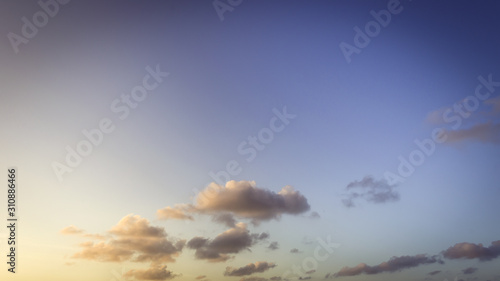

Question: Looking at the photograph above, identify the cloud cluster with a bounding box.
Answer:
[342,175,399,207]
[187,222,267,262]
[332,239,500,278]
[70,214,185,264]
[442,241,500,261]
[157,181,311,224]
[224,261,276,276]
[334,254,443,277]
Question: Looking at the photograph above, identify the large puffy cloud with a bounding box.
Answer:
[224,261,276,276]
[428,270,441,276]
[195,181,310,221]
[462,267,478,275]
[60,225,84,235]
[442,241,500,261]
[156,205,194,221]
[70,214,184,264]
[124,265,177,280]
[334,254,443,277]
[187,222,266,262]
[157,181,310,223]
[342,176,399,207]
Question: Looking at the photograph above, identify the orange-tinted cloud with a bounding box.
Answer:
[224,261,276,276]
[71,214,184,264]
[60,225,84,235]
[187,222,266,262]
[124,265,177,280]
[157,205,194,221]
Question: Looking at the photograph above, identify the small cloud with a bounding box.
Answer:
[462,267,478,275]
[305,269,315,274]
[308,211,320,219]
[290,248,300,254]
[428,270,441,276]
[60,225,84,235]
[342,175,399,207]
[124,265,177,280]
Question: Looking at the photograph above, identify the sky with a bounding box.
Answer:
[1,1,500,281]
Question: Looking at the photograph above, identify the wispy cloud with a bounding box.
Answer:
[342,175,399,207]
[444,122,500,144]
[60,225,84,235]
[124,265,177,280]
[268,241,279,250]
[428,270,441,276]
[156,204,194,221]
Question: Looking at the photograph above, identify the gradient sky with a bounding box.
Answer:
[1,1,500,281]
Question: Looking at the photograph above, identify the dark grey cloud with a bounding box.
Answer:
[342,176,399,207]
[428,270,442,276]
[186,223,266,262]
[334,254,443,277]
[224,261,276,276]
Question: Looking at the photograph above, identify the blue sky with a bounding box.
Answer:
[1,1,500,281]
